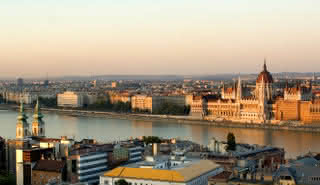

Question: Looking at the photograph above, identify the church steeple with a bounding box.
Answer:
[16,100,29,139]
[32,99,45,137]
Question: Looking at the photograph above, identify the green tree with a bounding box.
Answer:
[226,132,236,151]
[38,97,57,108]
[115,179,129,185]
[152,102,189,115]
[142,136,162,145]
[0,172,16,185]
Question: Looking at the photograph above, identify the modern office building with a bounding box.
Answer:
[69,151,109,185]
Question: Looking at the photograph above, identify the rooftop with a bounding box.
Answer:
[104,160,220,182]
[33,160,65,173]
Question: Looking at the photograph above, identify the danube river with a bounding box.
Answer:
[1,109,320,159]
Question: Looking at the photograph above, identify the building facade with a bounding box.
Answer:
[57,91,84,108]
[190,60,320,124]
[100,160,223,185]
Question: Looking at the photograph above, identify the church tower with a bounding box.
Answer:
[16,101,29,139]
[32,99,45,137]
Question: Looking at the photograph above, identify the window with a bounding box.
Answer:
[104,180,109,185]
[71,160,77,173]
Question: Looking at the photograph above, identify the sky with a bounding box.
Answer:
[0,0,320,78]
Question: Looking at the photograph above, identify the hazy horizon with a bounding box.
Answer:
[1,0,320,77]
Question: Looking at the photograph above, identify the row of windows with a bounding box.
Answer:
[104,181,153,185]
[78,156,107,164]
[310,176,320,181]
[78,162,108,171]
[78,167,108,177]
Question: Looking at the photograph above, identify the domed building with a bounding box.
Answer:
[255,60,274,102]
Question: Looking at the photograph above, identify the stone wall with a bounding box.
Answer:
[32,170,62,185]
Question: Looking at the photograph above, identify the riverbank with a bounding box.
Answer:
[2,104,320,133]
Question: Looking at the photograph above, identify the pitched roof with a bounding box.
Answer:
[104,160,220,183]
[33,160,65,173]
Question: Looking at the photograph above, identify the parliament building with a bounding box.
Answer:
[191,61,320,124]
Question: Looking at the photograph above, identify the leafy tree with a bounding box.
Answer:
[115,179,129,185]
[152,102,190,115]
[38,97,57,108]
[142,136,162,145]
[0,172,16,185]
[226,132,236,151]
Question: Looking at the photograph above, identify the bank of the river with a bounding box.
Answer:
[2,104,320,133]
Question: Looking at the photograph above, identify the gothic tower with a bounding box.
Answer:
[32,99,45,137]
[16,101,29,139]
[236,75,242,101]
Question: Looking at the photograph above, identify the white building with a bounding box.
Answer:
[57,91,84,107]
[100,160,223,185]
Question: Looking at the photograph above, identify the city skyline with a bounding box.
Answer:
[1,0,320,77]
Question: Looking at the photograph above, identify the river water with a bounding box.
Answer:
[1,110,320,159]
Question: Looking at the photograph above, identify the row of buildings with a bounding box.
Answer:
[56,91,192,113]
[1,100,320,185]
[1,102,145,185]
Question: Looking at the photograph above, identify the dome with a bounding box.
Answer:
[256,61,273,83]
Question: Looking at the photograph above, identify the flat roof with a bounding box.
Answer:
[104,160,220,183]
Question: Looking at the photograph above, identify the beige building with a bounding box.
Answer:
[131,95,153,112]
[191,61,274,123]
[57,91,83,108]
[111,82,117,88]
[108,91,131,104]
[190,61,320,124]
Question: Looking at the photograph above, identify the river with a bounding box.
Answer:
[1,109,319,159]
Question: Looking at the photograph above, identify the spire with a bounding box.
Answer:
[263,58,267,71]
[237,74,242,100]
[17,100,27,121]
[33,98,43,120]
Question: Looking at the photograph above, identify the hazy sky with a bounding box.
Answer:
[1,0,320,77]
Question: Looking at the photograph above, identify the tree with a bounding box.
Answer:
[226,132,236,151]
[152,102,189,115]
[115,179,129,185]
[142,136,161,145]
[0,172,16,185]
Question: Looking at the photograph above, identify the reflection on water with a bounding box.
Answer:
[1,110,320,158]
